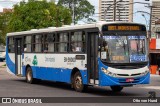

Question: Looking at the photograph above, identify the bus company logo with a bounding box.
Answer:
[32,55,38,66]
[25,56,31,63]
[2,98,11,103]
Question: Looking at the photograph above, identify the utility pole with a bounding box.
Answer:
[118,9,120,21]
[113,0,116,21]
[104,0,122,21]
[142,14,148,29]
[149,6,153,39]
[144,5,156,39]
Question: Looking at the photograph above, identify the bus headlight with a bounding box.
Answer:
[141,70,149,76]
[101,67,117,77]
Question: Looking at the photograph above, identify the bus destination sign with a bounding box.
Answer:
[108,25,140,31]
[102,24,146,31]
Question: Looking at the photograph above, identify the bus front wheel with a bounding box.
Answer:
[73,71,84,92]
[110,86,123,92]
[26,67,39,84]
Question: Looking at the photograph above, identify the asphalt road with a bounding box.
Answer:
[0,66,160,106]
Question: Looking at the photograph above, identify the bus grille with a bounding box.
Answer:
[117,74,129,76]
[117,73,141,77]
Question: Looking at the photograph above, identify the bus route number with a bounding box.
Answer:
[64,57,76,62]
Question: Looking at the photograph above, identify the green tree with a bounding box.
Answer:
[58,0,95,24]
[8,0,72,32]
[0,12,12,44]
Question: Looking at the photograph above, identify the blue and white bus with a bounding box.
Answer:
[6,22,150,92]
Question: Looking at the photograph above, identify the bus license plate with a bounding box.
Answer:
[126,78,134,82]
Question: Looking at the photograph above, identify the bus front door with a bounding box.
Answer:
[87,32,99,85]
[15,38,23,76]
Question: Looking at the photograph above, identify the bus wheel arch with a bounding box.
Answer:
[71,67,79,87]
[25,65,40,84]
[25,64,31,75]
[71,68,85,92]
[110,86,123,92]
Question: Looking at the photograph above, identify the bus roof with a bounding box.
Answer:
[7,21,145,36]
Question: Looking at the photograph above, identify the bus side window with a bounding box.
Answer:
[57,33,69,52]
[71,31,85,52]
[48,33,55,52]
[8,37,15,53]
[24,36,31,52]
[24,44,27,52]
[33,34,43,52]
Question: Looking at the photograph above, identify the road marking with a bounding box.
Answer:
[138,86,160,90]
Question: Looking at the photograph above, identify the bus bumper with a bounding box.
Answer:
[99,72,150,86]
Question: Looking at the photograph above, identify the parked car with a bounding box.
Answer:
[0,46,6,62]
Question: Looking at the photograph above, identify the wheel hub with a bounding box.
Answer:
[75,76,82,89]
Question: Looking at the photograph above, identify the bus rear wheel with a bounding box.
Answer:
[26,67,39,84]
[73,71,84,92]
[110,86,123,92]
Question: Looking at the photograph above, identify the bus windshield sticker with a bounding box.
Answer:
[103,36,120,39]
[130,55,146,62]
[101,52,107,59]
[128,36,146,39]
[112,56,125,61]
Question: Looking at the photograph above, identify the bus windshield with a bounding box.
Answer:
[101,34,148,63]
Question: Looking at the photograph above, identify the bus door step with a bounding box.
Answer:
[16,74,23,77]
[90,79,99,85]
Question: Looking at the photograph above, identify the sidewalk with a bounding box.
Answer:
[150,74,160,77]
[0,62,6,67]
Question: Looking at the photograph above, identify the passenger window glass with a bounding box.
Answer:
[71,31,85,52]
[44,33,55,52]
[33,35,43,52]
[8,37,15,52]
[24,36,31,52]
[57,33,69,52]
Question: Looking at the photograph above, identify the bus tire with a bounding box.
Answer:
[73,71,84,92]
[110,86,123,92]
[26,67,38,84]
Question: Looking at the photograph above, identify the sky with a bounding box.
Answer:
[0,0,152,27]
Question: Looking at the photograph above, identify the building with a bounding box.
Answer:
[149,0,160,74]
[151,0,160,30]
[0,8,13,14]
[99,0,133,22]
[151,0,160,39]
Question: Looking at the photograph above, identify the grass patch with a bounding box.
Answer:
[0,64,6,68]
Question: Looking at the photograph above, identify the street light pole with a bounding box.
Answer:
[137,6,158,39]
[149,6,153,39]
[142,14,148,29]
